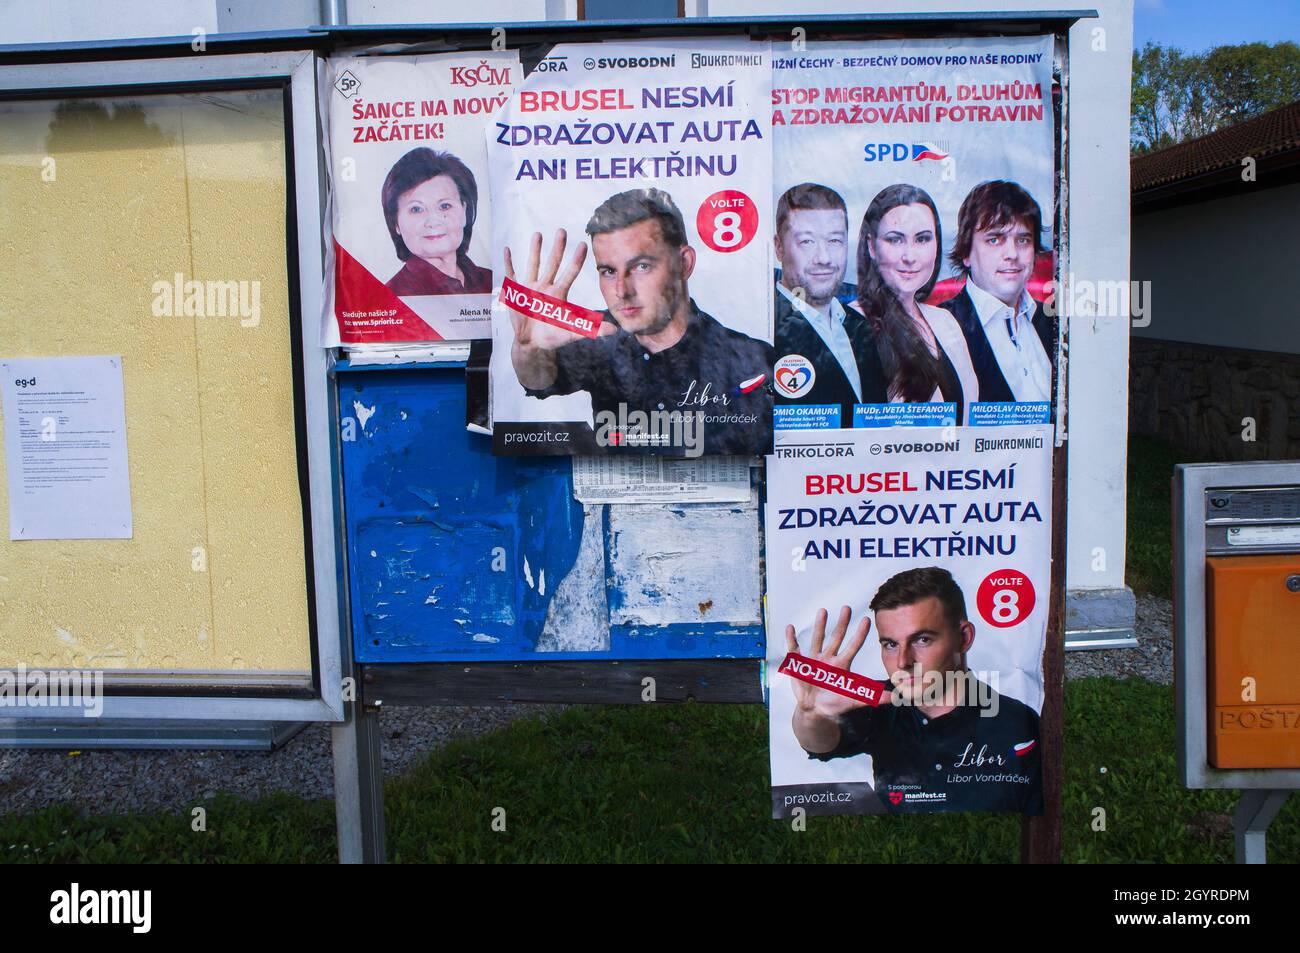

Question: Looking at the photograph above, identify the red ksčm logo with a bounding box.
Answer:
[449,61,512,87]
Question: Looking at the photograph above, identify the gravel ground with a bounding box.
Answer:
[1065,593,1173,685]
[0,595,1174,818]
[0,704,559,818]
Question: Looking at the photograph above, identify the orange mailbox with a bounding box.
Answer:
[1176,466,1300,864]
[1206,554,1300,768]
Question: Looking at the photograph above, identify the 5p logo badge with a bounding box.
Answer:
[334,69,361,99]
[774,354,815,399]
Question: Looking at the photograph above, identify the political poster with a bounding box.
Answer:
[486,37,775,457]
[768,36,1057,432]
[766,424,1052,817]
[326,51,520,345]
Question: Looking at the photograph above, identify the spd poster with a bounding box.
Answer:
[769,37,1056,432]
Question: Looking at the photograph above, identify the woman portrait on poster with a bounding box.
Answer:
[382,147,492,296]
[855,184,978,424]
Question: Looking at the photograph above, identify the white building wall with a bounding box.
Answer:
[1132,183,1300,355]
[347,0,557,23]
[0,0,217,43]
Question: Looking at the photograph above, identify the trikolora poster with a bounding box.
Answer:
[326,51,519,345]
[766,425,1051,817]
[486,38,775,457]
[769,36,1056,432]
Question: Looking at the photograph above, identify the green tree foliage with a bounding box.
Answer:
[1131,41,1300,154]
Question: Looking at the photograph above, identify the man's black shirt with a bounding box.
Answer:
[773,288,890,423]
[937,286,1055,405]
[809,680,1043,814]
[523,300,773,455]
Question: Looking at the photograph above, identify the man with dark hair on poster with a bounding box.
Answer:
[504,187,772,455]
[772,183,889,421]
[940,180,1055,404]
[785,567,1042,813]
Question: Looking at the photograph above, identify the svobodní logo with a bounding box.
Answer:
[584,54,677,71]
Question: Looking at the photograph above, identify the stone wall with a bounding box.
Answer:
[1129,338,1300,460]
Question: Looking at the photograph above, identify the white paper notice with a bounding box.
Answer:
[1,356,133,540]
[571,456,753,504]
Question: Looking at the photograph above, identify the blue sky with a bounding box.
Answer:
[1135,0,1300,51]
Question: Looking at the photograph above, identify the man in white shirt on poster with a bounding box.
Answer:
[772,183,888,423]
[940,180,1055,404]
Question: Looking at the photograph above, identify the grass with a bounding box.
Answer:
[1124,434,1205,598]
[2,678,1297,863]
[2,435,1287,863]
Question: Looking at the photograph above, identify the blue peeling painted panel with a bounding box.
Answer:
[337,365,763,662]
[353,517,517,651]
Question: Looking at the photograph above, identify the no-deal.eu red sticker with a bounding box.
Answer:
[500,276,604,339]
[778,653,889,705]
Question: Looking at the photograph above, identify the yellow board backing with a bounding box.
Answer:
[0,89,312,676]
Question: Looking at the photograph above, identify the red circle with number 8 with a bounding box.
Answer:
[976,569,1036,629]
[696,190,758,253]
